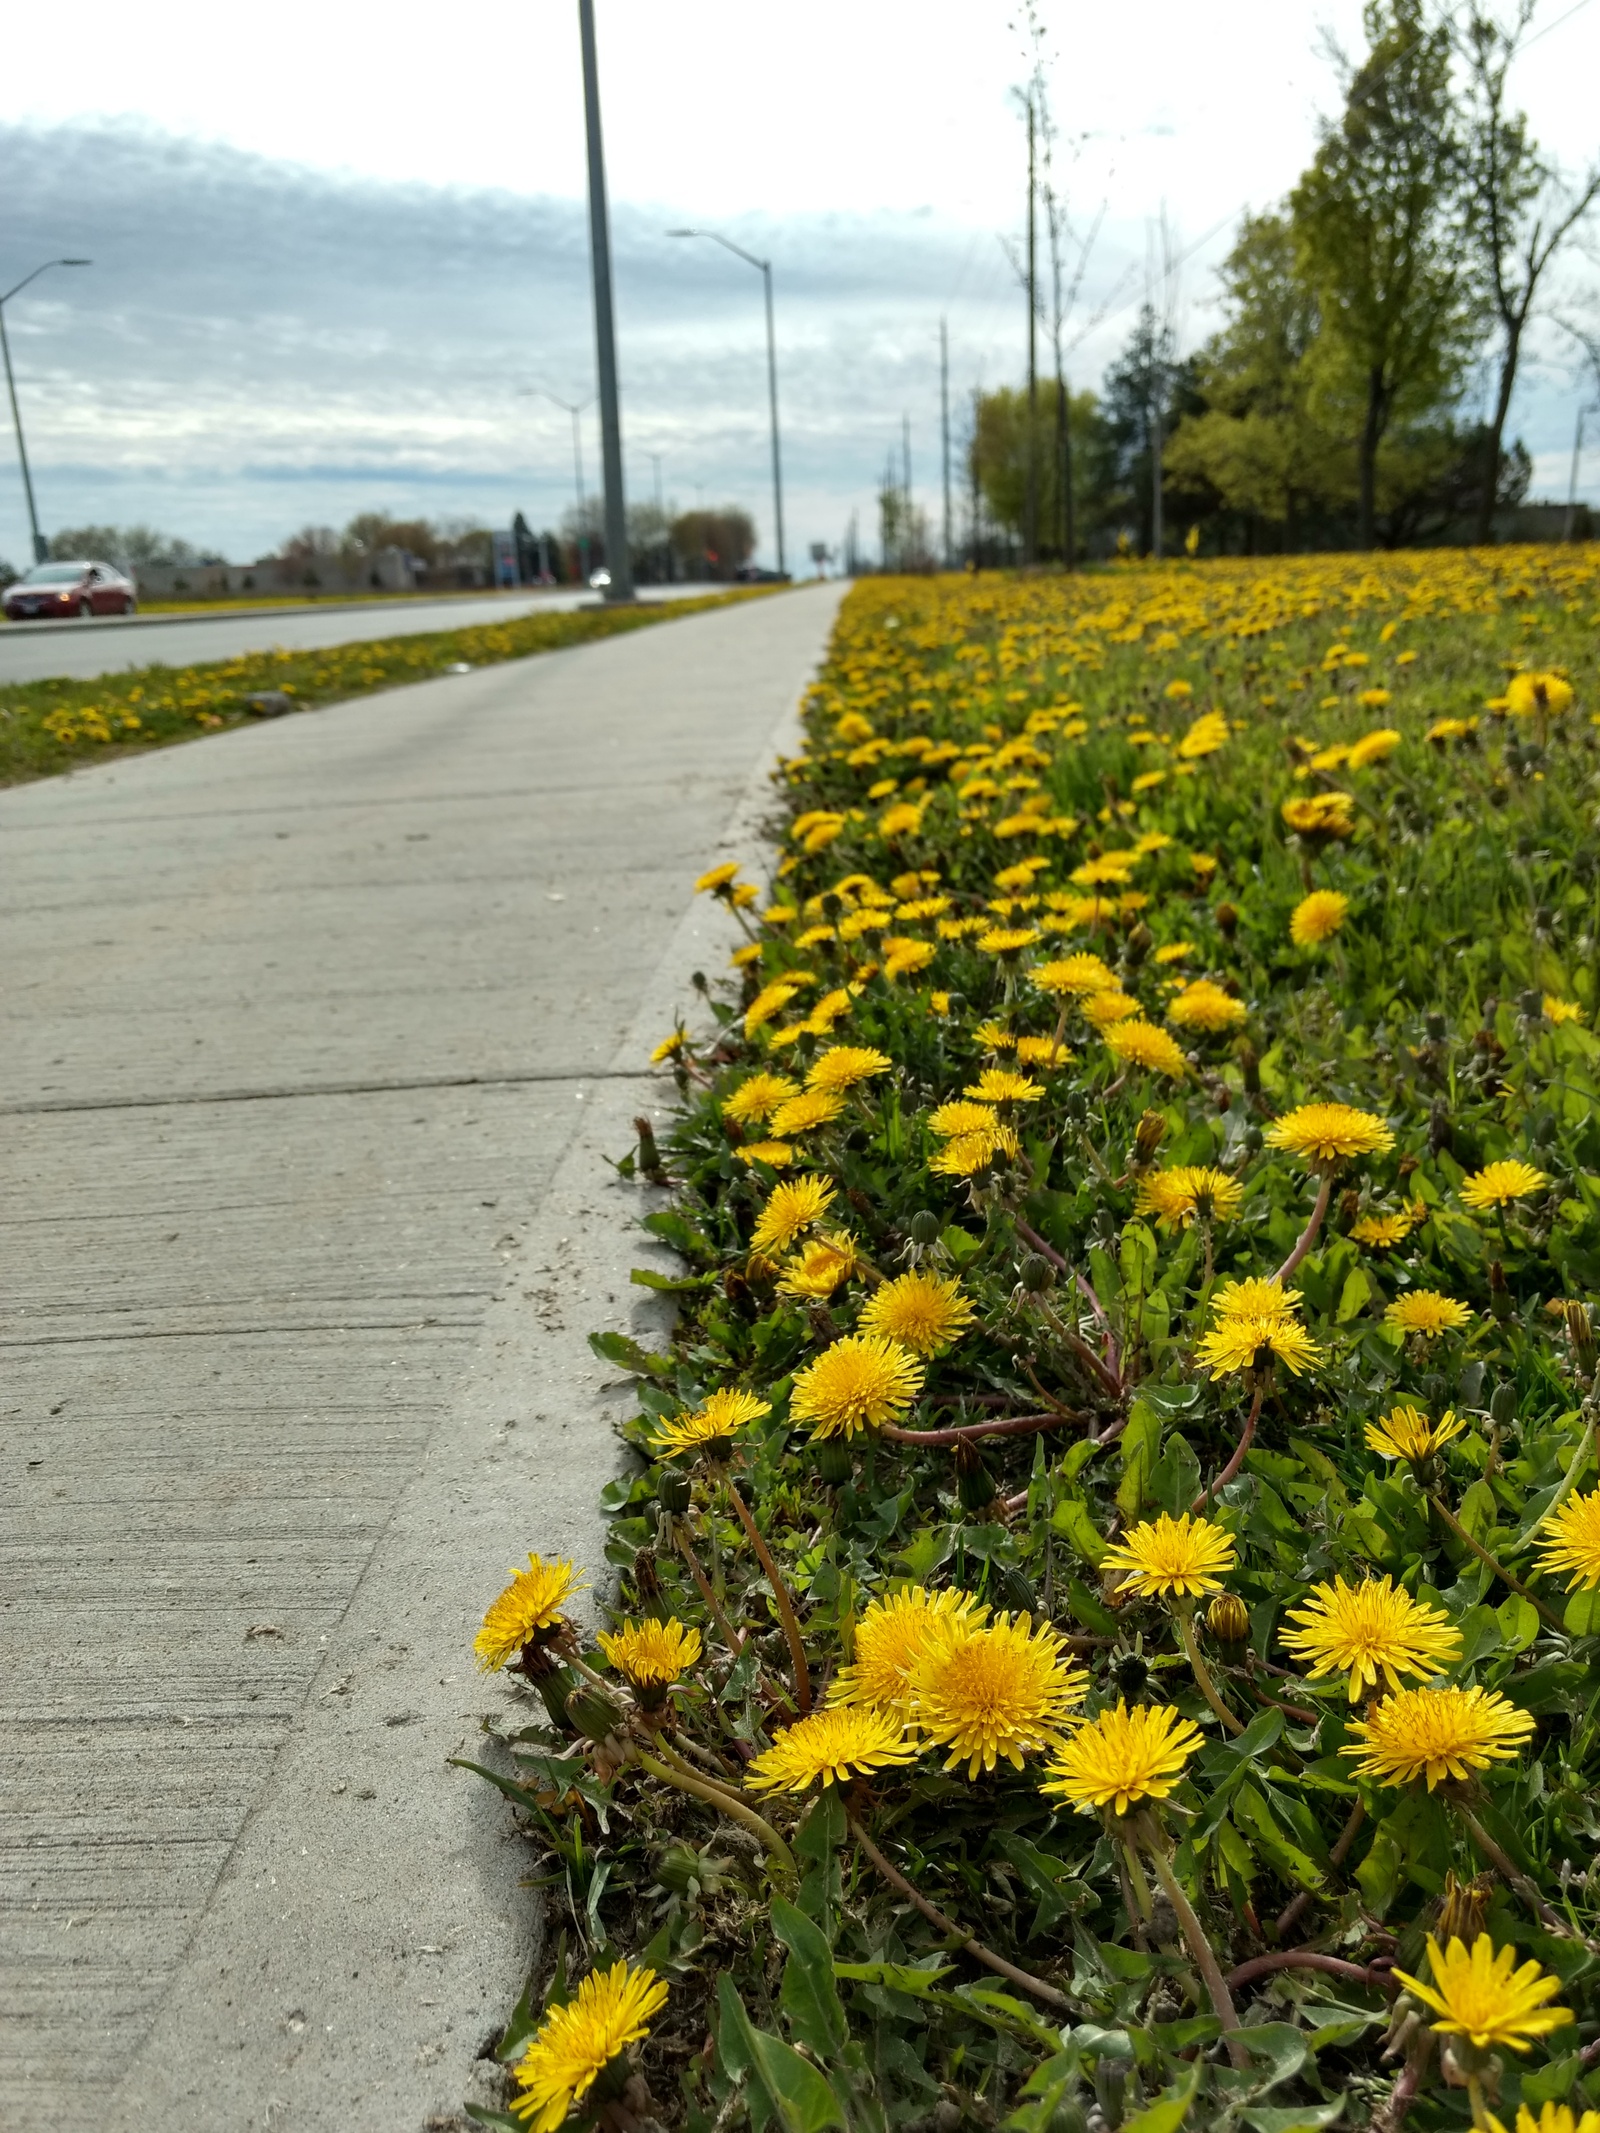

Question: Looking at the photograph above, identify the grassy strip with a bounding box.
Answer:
[468,544,1600,2133]
[0,587,766,788]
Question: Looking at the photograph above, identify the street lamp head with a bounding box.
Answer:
[61,258,91,267]
[666,229,697,239]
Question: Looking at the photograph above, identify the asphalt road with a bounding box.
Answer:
[0,582,843,2130]
[0,582,701,685]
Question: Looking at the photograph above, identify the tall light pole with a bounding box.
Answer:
[521,386,594,579]
[577,0,634,602]
[1,258,90,564]
[667,228,786,577]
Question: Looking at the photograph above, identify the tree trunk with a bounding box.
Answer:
[1357,366,1387,550]
[1476,319,1523,546]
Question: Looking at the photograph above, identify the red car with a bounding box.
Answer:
[3,559,138,621]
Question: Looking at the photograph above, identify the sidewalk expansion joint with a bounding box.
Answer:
[2,1066,659,1117]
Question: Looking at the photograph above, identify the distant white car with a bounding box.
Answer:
[588,567,611,589]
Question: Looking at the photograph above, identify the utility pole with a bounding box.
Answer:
[1024,91,1039,567]
[940,318,952,570]
[0,257,90,564]
[1563,406,1587,542]
[970,386,982,571]
[902,415,912,565]
[577,0,634,601]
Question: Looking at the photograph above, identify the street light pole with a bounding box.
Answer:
[577,0,634,603]
[519,386,595,582]
[0,258,90,564]
[667,228,786,577]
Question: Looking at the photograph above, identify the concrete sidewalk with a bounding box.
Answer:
[0,582,842,2130]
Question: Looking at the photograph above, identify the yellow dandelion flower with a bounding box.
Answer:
[1534,1484,1600,1592]
[511,1963,670,2133]
[734,1140,795,1167]
[693,861,742,895]
[1352,1209,1415,1247]
[476,1554,584,1672]
[1195,1309,1323,1378]
[745,978,806,1036]
[859,1269,976,1357]
[806,1045,892,1094]
[650,1028,689,1064]
[1461,1159,1549,1210]
[965,1068,1044,1104]
[1153,941,1193,964]
[769,1089,846,1139]
[596,1616,702,1698]
[1544,995,1586,1026]
[750,1176,837,1258]
[1015,1035,1073,1067]
[777,1232,863,1299]
[929,1124,1021,1176]
[828,1587,989,1713]
[1513,2105,1600,2133]
[723,1073,800,1125]
[1290,889,1350,947]
[1177,710,1230,758]
[910,1613,1087,1778]
[1365,1402,1468,1463]
[1071,854,1138,887]
[978,925,1042,954]
[1168,979,1248,1033]
[927,1100,999,1138]
[883,938,938,980]
[1211,1276,1302,1320]
[1343,1684,1535,1790]
[746,1705,919,1794]
[973,1018,1016,1049]
[1083,989,1143,1029]
[1385,1290,1472,1338]
[1267,1101,1393,1166]
[1427,717,1475,744]
[1281,1575,1461,1699]
[1348,726,1401,768]
[1392,1934,1571,2054]
[790,1334,925,1440]
[1105,1020,1189,1078]
[1135,1165,1245,1230]
[1506,671,1575,718]
[650,1387,772,1460]
[1282,792,1356,838]
[1039,1700,1203,1816]
[1101,1512,1237,1600]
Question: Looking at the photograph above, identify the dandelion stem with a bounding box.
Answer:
[847,1814,1072,2011]
[654,1737,758,1815]
[880,1410,1081,1447]
[1466,2072,1493,2133]
[673,1524,747,1656]
[1529,1417,1596,1538]
[1135,1815,1249,2068]
[1121,1835,1156,1922]
[1225,1949,1395,1994]
[725,1482,812,1716]
[1425,1494,1567,1634]
[1193,1382,1265,1513]
[1177,1609,1245,1737]
[1274,1171,1335,1285]
[634,1747,795,1873]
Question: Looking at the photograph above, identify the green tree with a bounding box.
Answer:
[969,383,1100,557]
[1164,213,1343,538]
[1459,2,1600,542]
[1290,0,1478,546]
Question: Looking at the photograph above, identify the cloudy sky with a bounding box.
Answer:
[4,0,1599,570]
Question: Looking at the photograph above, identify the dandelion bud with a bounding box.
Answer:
[990,1563,1038,1615]
[815,1439,853,1486]
[1339,1188,1361,1230]
[1206,1594,1251,1650]
[952,1439,995,1514]
[1019,1252,1055,1293]
[1566,1301,1598,1373]
[1134,1109,1168,1162]
[1114,1648,1149,1693]
[691,969,710,994]
[657,1467,693,1516]
[1237,1041,1261,1095]
[1216,902,1239,938]
[1518,988,1542,1019]
[1425,1010,1448,1042]
[1125,922,1153,965]
[566,1686,626,1745]
[1489,1381,1517,1429]
[1436,1868,1491,1947]
[633,1548,670,1623]
[908,1210,942,1248]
